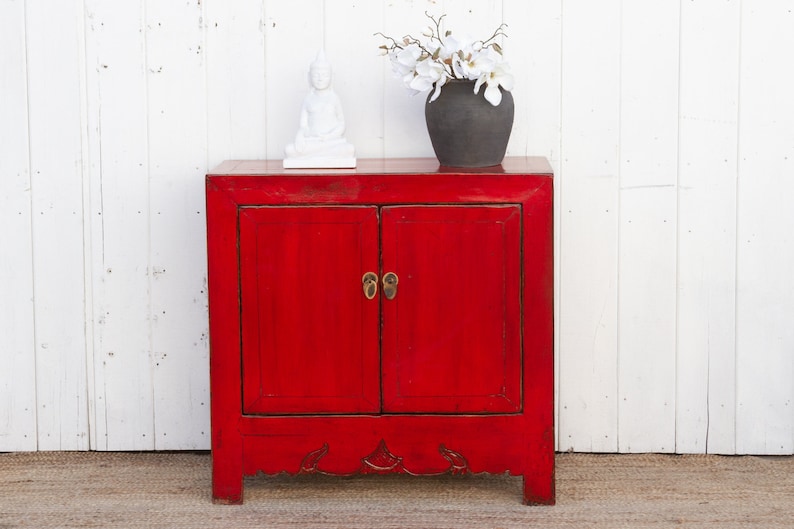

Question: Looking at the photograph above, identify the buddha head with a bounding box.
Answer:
[309,50,332,91]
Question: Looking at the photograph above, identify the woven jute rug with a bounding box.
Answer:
[1,452,792,528]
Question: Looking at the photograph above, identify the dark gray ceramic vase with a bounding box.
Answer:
[425,80,514,168]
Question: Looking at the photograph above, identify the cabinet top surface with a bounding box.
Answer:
[208,157,552,177]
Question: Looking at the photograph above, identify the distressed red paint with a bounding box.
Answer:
[206,158,555,505]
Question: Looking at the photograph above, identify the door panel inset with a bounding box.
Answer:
[380,205,522,413]
[239,206,380,414]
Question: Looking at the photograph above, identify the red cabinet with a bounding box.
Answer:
[206,158,554,505]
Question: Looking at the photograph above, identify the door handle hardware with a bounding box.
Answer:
[362,272,378,300]
[383,272,399,300]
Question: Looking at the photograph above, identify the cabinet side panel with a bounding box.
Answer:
[206,182,244,502]
[522,180,555,502]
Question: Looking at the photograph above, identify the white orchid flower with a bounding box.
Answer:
[411,57,448,101]
[396,44,422,68]
[389,44,421,78]
[474,59,514,106]
[379,16,513,105]
[447,35,500,82]
[436,34,463,63]
[455,47,497,82]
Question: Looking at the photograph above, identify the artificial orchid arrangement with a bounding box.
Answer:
[377,13,514,106]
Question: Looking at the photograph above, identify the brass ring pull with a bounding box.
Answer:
[362,272,378,300]
[382,272,398,300]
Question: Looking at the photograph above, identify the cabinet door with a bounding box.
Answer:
[239,206,380,414]
[380,205,522,413]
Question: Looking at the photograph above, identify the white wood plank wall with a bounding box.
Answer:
[1,0,792,454]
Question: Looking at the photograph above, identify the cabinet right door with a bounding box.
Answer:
[380,205,522,414]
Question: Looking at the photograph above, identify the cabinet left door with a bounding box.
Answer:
[238,206,381,414]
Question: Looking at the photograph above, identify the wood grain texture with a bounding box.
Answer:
[675,0,740,455]
[26,0,91,451]
[617,1,680,453]
[84,0,155,451]
[146,0,211,450]
[0,0,37,451]
[735,1,794,455]
[205,0,267,164]
[557,0,621,453]
[324,1,385,158]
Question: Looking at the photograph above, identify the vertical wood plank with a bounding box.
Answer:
[324,1,385,158]
[84,0,156,450]
[504,0,561,164]
[675,0,740,454]
[617,0,680,453]
[0,0,37,451]
[26,0,91,450]
[556,0,621,453]
[736,1,794,455]
[205,0,267,166]
[263,1,324,160]
[146,0,211,450]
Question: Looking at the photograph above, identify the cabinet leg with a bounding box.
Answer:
[212,450,244,504]
[212,474,243,504]
[522,474,555,506]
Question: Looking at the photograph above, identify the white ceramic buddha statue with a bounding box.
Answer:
[283,51,356,168]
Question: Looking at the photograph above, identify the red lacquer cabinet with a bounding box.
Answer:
[205,158,554,505]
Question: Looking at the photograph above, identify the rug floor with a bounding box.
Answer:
[1,452,793,528]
